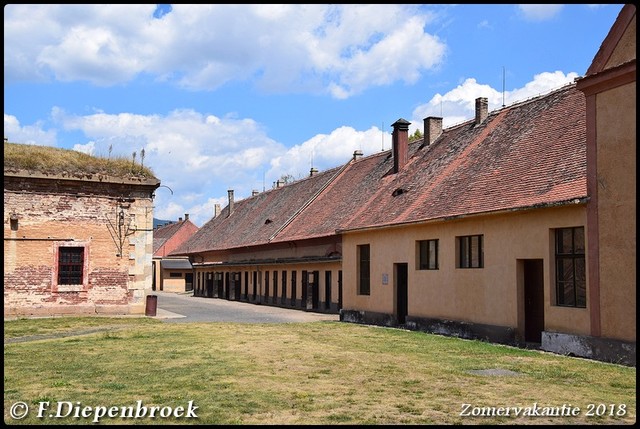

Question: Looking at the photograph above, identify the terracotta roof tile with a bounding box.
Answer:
[173,166,342,254]
[177,83,586,253]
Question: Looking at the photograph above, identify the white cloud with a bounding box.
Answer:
[73,141,95,155]
[53,108,286,226]
[411,71,579,130]
[3,4,445,98]
[267,126,391,181]
[3,114,58,146]
[517,5,564,22]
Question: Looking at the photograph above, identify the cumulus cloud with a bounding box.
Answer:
[50,108,286,226]
[267,126,391,181]
[411,71,579,130]
[4,114,58,146]
[3,4,446,98]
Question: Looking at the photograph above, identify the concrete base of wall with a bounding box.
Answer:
[4,304,132,317]
[405,315,519,346]
[340,310,517,346]
[339,309,398,327]
[340,309,636,366]
[541,331,636,366]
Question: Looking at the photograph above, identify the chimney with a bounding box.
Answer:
[252,189,259,197]
[423,117,442,146]
[178,217,182,222]
[214,203,221,218]
[352,150,363,161]
[309,167,318,177]
[276,179,283,189]
[392,118,411,173]
[475,97,488,125]
[184,213,189,221]
[227,190,234,217]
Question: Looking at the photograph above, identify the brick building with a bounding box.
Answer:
[152,214,199,292]
[4,142,160,316]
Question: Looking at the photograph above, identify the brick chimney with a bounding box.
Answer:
[227,189,234,217]
[475,97,488,125]
[392,118,411,173]
[184,213,189,221]
[214,204,221,218]
[423,117,442,146]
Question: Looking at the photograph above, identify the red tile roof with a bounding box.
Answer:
[153,218,199,256]
[172,166,344,254]
[175,83,586,254]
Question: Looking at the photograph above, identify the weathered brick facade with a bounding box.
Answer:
[4,170,160,316]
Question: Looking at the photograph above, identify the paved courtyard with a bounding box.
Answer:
[152,290,340,324]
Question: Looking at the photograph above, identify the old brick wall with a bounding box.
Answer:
[4,174,157,316]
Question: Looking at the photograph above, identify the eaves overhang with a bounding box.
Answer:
[336,197,589,235]
[192,255,342,268]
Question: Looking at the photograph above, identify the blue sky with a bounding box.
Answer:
[4,4,624,227]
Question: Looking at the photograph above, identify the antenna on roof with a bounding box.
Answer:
[502,66,506,107]
[310,147,314,170]
[381,121,384,151]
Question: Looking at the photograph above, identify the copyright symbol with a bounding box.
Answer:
[10,401,29,420]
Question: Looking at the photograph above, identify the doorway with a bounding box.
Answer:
[523,259,544,343]
[394,263,408,325]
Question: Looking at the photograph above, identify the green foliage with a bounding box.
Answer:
[409,128,423,142]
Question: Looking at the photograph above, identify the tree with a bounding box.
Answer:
[409,128,423,142]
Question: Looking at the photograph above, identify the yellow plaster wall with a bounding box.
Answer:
[342,205,590,336]
[595,82,637,341]
[605,14,636,69]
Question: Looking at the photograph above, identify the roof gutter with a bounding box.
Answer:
[336,197,589,234]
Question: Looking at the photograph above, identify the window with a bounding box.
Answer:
[555,227,586,308]
[418,239,439,270]
[169,272,182,278]
[457,235,483,268]
[58,247,84,284]
[358,244,370,295]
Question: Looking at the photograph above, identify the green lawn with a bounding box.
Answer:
[4,317,636,425]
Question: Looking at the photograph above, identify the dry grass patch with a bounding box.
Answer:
[4,318,636,425]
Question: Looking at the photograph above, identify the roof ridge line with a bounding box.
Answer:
[267,156,354,242]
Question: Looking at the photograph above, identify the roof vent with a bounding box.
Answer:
[265,219,273,224]
[392,188,407,197]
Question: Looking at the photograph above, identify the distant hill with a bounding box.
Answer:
[153,218,172,229]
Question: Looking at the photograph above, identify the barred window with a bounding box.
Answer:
[58,247,84,285]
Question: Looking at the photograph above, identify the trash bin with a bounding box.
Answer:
[145,294,157,317]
